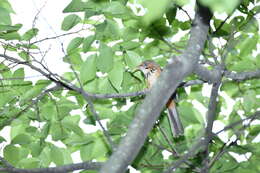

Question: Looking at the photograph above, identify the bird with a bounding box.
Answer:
[136,60,184,137]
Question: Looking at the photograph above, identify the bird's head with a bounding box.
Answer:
[136,60,161,78]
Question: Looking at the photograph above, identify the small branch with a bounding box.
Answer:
[225,70,260,81]
[216,111,260,135]
[177,5,193,22]
[30,29,84,45]
[212,15,230,35]
[208,140,237,169]
[156,125,178,156]
[201,77,222,173]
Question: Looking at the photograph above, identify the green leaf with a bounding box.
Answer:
[108,61,124,90]
[11,123,27,140]
[61,117,84,136]
[30,142,42,157]
[12,68,25,85]
[178,102,202,126]
[0,0,15,13]
[96,43,114,72]
[122,27,139,41]
[83,35,95,53]
[63,0,86,13]
[64,52,83,69]
[118,41,141,50]
[102,1,126,15]
[0,136,6,143]
[230,59,256,72]
[166,7,177,24]
[0,7,11,25]
[41,102,57,121]
[63,134,93,146]
[80,54,97,83]
[243,90,256,112]
[17,158,40,168]
[20,80,50,103]
[249,125,260,138]
[61,14,81,31]
[67,37,83,53]
[124,51,142,69]
[105,19,120,39]
[4,145,20,165]
[221,82,239,97]
[60,148,73,164]
[22,28,39,41]
[51,146,64,166]
[80,133,109,161]
[38,146,51,167]
[50,122,68,141]
[0,24,22,32]
[18,51,30,60]
[238,34,258,57]
[98,77,117,93]
[141,0,171,25]
[199,0,240,14]
[0,31,20,40]
[11,133,32,144]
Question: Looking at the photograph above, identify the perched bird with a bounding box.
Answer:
[136,60,184,137]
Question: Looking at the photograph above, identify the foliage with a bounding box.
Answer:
[0,0,259,172]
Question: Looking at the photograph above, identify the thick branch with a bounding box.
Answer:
[100,4,212,173]
[194,64,222,83]
[0,161,102,173]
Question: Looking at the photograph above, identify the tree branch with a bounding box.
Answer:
[225,70,260,81]
[201,77,222,173]
[194,64,223,83]
[0,160,102,173]
[100,3,212,173]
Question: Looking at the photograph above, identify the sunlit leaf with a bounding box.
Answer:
[11,133,32,144]
[124,51,142,69]
[83,35,95,53]
[108,61,124,90]
[96,43,114,72]
[142,0,171,25]
[0,7,11,25]
[51,146,64,166]
[22,28,39,41]
[63,0,86,12]
[80,55,97,84]
[61,14,81,31]
[67,37,83,53]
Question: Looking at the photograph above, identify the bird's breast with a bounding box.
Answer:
[147,72,160,88]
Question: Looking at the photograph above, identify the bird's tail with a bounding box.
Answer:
[166,100,184,138]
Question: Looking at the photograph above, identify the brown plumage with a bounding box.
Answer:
[137,60,184,137]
